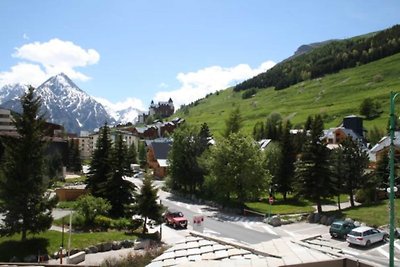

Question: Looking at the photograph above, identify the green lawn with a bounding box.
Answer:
[0,230,138,261]
[333,199,400,227]
[246,194,315,215]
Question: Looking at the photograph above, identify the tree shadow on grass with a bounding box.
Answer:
[0,237,49,262]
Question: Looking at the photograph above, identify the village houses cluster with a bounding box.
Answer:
[0,104,396,179]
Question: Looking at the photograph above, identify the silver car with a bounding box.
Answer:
[346,226,386,247]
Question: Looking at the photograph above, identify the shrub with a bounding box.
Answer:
[242,88,257,99]
[94,215,113,231]
[74,195,111,227]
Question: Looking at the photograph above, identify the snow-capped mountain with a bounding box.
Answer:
[98,101,143,125]
[0,73,116,134]
[0,84,28,104]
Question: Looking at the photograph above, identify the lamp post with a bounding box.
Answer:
[389,91,398,267]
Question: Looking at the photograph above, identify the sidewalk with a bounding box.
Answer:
[314,200,361,212]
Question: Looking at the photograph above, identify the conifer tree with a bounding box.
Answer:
[127,141,138,164]
[275,120,296,200]
[223,107,242,137]
[138,141,147,167]
[0,86,56,240]
[104,134,136,217]
[294,115,333,213]
[86,123,113,198]
[135,175,164,234]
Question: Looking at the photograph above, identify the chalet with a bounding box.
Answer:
[369,131,400,163]
[145,138,172,178]
[322,115,367,149]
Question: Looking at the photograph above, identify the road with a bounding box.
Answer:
[162,195,279,245]
[126,176,279,245]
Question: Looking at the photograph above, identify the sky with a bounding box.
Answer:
[0,1,399,112]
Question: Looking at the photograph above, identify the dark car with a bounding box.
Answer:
[163,210,188,229]
[329,220,356,239]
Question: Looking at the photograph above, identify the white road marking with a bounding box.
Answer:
[342,249,359,256]
[186,204,191,209]
[241,221,253,230]
[203,228,220,235]
[263,225,277,235]
[282,229,296,237]
[395,241,400,251]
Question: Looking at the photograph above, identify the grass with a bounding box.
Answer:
[57,201,77,209]
[329,199,400,227]
[245,194,315,215]
[174,53,400,137]
[0,230,139,261]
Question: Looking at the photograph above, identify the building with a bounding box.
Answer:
[87,128,139,157]
[322,115,367,149]
[146,138,172,178]
[0,108,16,132]
[138,98,175,123]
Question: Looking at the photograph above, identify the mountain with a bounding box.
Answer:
[0,84,28,104]
[235,24,400,91]
[174,52,400,137]
[97,99,144,125]
[0,73,115,134]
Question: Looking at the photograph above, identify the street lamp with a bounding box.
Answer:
[389,91,399,267]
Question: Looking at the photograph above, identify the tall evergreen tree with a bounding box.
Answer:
[340,137,369,207]
[223,107,242,137]
[104,134,135,217]
[294,115,333,213]
[135,175,164,234]
[330,148,345,210]
[0,86,56,240]
[138,141,147,167]
[127,142,138,164]
[375,152,390,188]
[86,123,113,198]
[275,120,296,200]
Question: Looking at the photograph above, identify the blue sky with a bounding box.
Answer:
[0,1,399,112]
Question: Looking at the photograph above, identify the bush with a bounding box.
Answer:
[94,215,113,231]
[242,88,257,99]
[75,195,111,227]
[355,188,376,204]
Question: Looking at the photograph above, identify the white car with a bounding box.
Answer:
[346,226,386,247]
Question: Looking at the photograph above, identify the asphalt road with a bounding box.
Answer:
[162,195,279,245]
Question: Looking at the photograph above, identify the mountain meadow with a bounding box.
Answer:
[174,52,400,137]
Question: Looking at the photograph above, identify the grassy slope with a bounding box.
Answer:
[175,53,400,137]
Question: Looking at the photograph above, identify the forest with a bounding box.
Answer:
[234,24,400,91]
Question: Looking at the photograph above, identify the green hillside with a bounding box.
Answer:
[174,52,400,137]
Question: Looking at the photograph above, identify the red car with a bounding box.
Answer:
[163,210,188,229]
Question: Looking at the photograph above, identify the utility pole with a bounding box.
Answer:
[388,91,398,267]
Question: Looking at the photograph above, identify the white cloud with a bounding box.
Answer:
[154,60,276,108]
[0,63,48,87]
[22,33,29,40]
[0,38,100,87]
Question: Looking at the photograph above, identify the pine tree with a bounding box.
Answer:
[340,137,369,207]
[223,107,242,137]
[104,134,136,217]
[135,175,164,234]
[0,86,56,240]
[138,141,147,167]
[275,120,296,200]
[294,115,333,213]
[127,142,138,164]
[86,123,113,198]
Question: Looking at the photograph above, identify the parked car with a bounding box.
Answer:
[346,226,387,247]
[329,220,356,239]
[163,210,188,229]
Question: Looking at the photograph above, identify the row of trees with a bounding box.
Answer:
[169,108,389,213]
[0,87,163,240]
[235,25,400,91]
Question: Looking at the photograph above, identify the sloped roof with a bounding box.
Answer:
[148,139,172,160]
